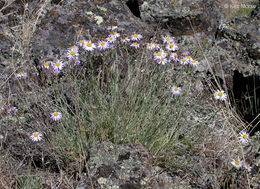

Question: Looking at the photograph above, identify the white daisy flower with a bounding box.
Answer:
[170,52,179,61]
[157,58,168,65]
[146,43,155,50]
[121,37,130,43]
[30,132,43,142]
[239,131,249,144]
[69,45,79,52]
[16,72,27,78]
[154,50,167,60]
[83,41,96,51]
[214,90,227,101]
[50,111,62,121]
[109,32,120,38]
[67,49,79,59]
[131,33,143,41]
[78,39,87,47]
[97,41,110,50]
[243,162,252,172]
[162,36,174,44]
[231,159,242,169]
[190,59,200,67]
[179,57,189,65]
[52,60,64,70]
[130,42,140,49]
[107,25,118,30]
[171,86,182,95]
[182,51,190,56]
[186,56,193,63]
[0,134,4,140]
[166,43,178,51]
[42,61,52,69]
[70,59,80,66]
[153,43,161,50]
[106,36,117,43]
[7,106,18,114]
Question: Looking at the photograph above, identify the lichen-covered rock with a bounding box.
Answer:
[76,142,174,189]
[30,0,154,63]
[139,0,226,36]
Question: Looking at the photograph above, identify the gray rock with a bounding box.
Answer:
[76,142,174,189]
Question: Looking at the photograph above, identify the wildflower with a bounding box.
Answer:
[146,43,155,50]
[153,43,161,50]
[83,41,96,51]
[97,41,110,50]
[121,37,130,43]
[50,111,62,121]
[239,131,249,144]
[157,58,168,65]
[16,72,27,78]
[131,33,143,41]
[30,132,43,142]
[7,106,18,114]
[70,59,80,66]
[162,36,174,43]
[190,59,200,67]
[52,60,64,70]
[179,57,189,65]
[166,43,178,51]
[231,159,242,169]
[154,50,167,60]
[130,42,140,49]
[171,86,182,95]
[42,61,52,69]
[243,162,252,172]
[186,56,193,63]
[214,90,227,101]
[0,134,4,140]
[109,32,120,38]
[170,52,179,61]
[52,69,61,75]
[182,51,190,56]
[106,36,117,43]
[78,39,86,47]
[107,25,118,30]
[67,48,79,59]
[69,45,79,52]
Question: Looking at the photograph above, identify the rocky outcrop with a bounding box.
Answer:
[139,0,226,36]
[76,142,175,189]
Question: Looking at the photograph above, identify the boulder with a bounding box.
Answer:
[76,142,174,189]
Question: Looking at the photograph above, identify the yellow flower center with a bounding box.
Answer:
[166,38,170,41]
[45,62,49,67]
[174,88,178,92]
[134,34,138,38]
[170,44,174,48]
[245,164,249,168]
[182,59,186,62]
[133,43,137,46]
[243,134,247,139]
[157,53,161,56]
[192,60,196,64]
[80,40,84,44]
[161,59,164,61]
[101,42,105,46]
[54,112,59,117]
[218,92,223,97]
[0,136,2,139]
[56,62,61,67]
[70,51,75,55]
[34,133,39,137]
[187,56,191,59]
[87,43,92,47]
[18,72,23,76]
[154,44,158,46]
[235,161,240,165]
